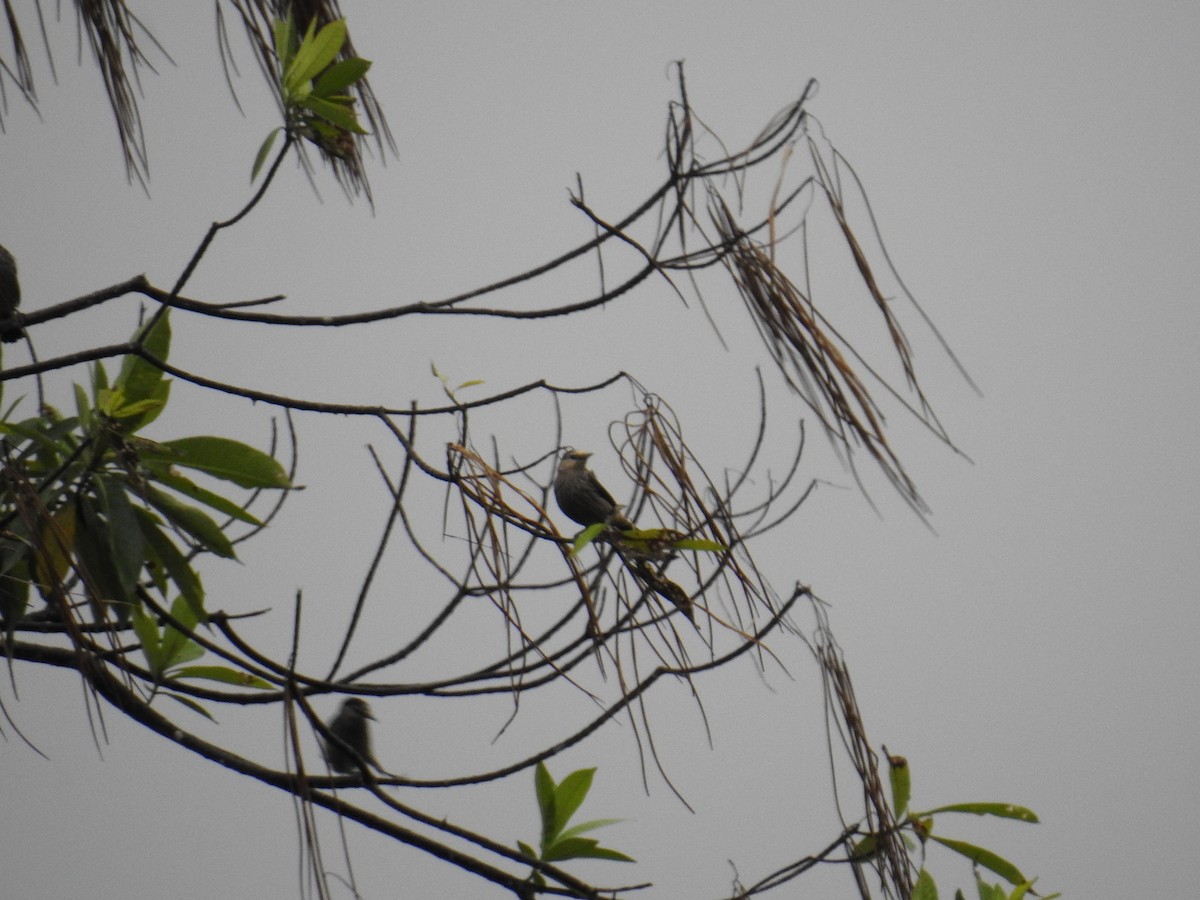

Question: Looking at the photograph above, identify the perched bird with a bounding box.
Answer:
[323,698,379,774]
[555,449,697,624]
[0,243,22,343]
[554,449,635,531]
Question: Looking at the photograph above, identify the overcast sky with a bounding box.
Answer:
[2,4,1198,899]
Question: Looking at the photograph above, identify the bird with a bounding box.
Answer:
[322,698,379,774]
[554,449,635,531]
[0,243,22,343]
[555,449,697,624]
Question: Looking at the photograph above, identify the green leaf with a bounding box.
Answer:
[670,537,728,552]
[144,464,263,526]
[164,639,206,670]
[571,845,634,863]
[160,595,200,640]
[92,360,110,395]
[99,477,146,599]
[75,499,133,613]
[516,841,538,860]
[131,603,165,676]
[285,19,347,95]
[159,596,204,669]
[165,691,216,721]
[289,80,313,105]
[0,538,28,577]
[0,415,81,459]
[553,768,596,837]
[912,869,938,900]
[570,524,606,555]
[887,752,911,818]
[142,486,237,559]
[0,549,31,646]
[541,836,599,862]
[558,818,623,841]
[135,508,205,619]
[0,392,22,421]
[929,835,1027,886]
[300,95,366,133]
[618,527,669,541]
[168,665,273,690]
[974,876,1008,900]
[535,762,557,845]
[95,387,122,419]
[114,372,171,435]
[848,834,878,861]
[523,763,632,873]
[111,394,167,423]
[32,505,76,597]
[281,16,318,95]
[314,57,371,96]
[542,836,633,864]
[157,436,291,489]
[252,127,283,182]
[272,17,297,74]
[116,312,171,406]
[73,382,93,432]
[916,803,1038,823]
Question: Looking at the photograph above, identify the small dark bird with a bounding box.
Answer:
[554,449,635,531]
[0,243,22,343]
[555,450,696,624]
[323,698,379,774]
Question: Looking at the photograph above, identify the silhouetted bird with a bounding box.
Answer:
[0,243,22,343]
[554,450,635,531]
[323,698,379,774]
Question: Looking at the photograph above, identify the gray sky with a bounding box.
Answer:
[2,3,1198,898]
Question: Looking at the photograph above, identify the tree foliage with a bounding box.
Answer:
[0,5,1051,899]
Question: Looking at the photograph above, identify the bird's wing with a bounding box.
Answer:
[586,471,619,507]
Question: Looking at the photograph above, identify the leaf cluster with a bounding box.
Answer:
[253,17,372,180]
[517,762,634,890]
[131,594,272,717]
[872,753,1060,900]
[0,312,291,684]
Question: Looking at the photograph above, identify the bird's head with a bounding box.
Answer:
[560,449,593,470]
[342,698,375,720]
